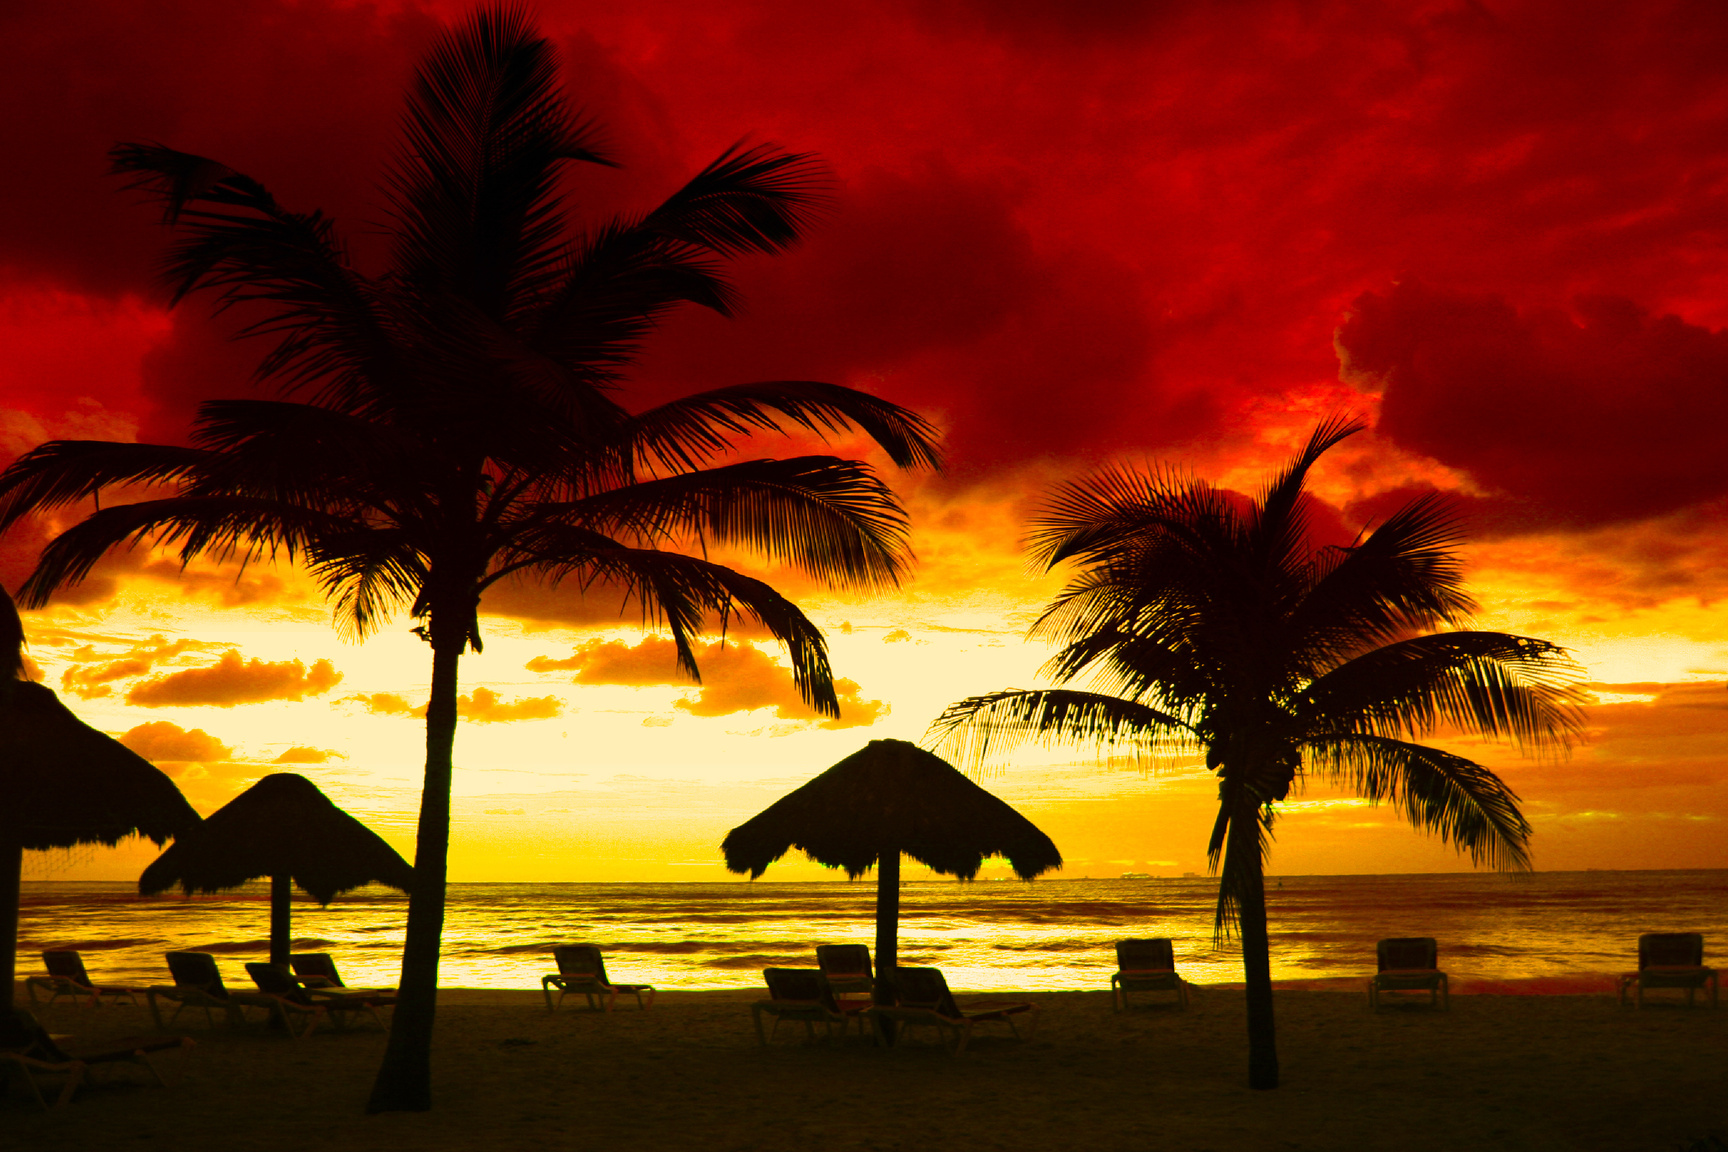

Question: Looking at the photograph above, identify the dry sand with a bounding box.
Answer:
[5,982,1725,1151]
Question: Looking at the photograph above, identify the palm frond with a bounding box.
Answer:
[521,456,912,588]
[926,688,1196,769]
[625,381,943,474]
[641,141,830,258]
[14,497,363,608]
[1300,632,1586,752]
[1248,415,1363,570]
[384,4,612,319]
[1303,733,1533,870]
[109,143,401,400]
[0,441,210,532]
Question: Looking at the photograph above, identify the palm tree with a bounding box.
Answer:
[0,7,939,1112]
[927,418,1581,1090]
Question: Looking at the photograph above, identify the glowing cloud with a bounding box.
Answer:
[125,650,343,707]
[119,720,233,763]
[532,635,885,728]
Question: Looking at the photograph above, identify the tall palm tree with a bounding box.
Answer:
[927,418,1581,1090]
[0,7,939,1112]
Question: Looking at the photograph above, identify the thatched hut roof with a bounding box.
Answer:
[721,738,1062,881]
[2,588,199,851]
[139,772,413,904]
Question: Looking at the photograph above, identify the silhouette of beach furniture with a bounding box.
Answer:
[1,1006,192,1109]
[1111,938,1188,1011]
[289,952,395,997]
[751,968,861,1045]
[1367,937,1449,1011]
[24,951,145,1010]
[541,946,655,1012]
[866,967,1036,1054]
[1618,933,1718,1009]
[145,952,277,1030]
[815,944,875,1016]
[245,963,393,1036]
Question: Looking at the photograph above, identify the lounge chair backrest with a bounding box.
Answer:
[289,953,343,986]
[1377,937,1438,971]
[1639,933,1704,968]
[553,945,610,984]
[893,967,962,1017]
[166,951,227,997]
[42,950,92,986]
[246,962,314,1005]
[1116,938,1175,971]
[761,967,840,1010]
[816,944,874,993]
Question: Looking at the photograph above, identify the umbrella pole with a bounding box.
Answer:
[270,872,291,968]
[874,847,899,1043]
[1,834,18,1011]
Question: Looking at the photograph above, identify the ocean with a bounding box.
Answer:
[17,870,1726,995]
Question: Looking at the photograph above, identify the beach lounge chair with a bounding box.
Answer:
[288,952,395,997]
[751,968,861,1045]
[245,963,394,1036]
[866,967,1036,1055]
[145,952,277,1030]
[1618,933,1719,1009]
[1367,937,1449,1011]
[541,945,656,1012]
[1110,938,1188,1011]
[24,950,145,1010]
[1,1007,193,1110]
[815,944,875,1013]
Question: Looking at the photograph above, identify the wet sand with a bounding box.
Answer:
[6,983,1725,1151]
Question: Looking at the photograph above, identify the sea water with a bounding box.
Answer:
[17,871,1726,994]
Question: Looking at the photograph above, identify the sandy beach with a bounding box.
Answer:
[5,982,1724,1151]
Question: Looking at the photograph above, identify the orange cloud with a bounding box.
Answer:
[532,635,884,728]
[59,635,202,699]
[272,746,344,764]
[338,688,561,723]
[457,687,563,723]
[119,720,233,763]
[124,650,343,707]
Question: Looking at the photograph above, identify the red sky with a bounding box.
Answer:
[4,0,1727,880]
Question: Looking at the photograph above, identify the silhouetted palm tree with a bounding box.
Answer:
[928,418,1580,1090]
[0,7,938,1112]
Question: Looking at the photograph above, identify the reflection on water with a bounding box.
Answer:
[17,871,1726,992]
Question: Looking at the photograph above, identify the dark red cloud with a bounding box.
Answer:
[1341,282,1728,532]
[5,0,1728,533]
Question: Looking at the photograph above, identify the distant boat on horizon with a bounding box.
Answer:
[1120,871,1151,879]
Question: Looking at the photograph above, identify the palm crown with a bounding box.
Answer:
[929,418,1581,1089]
[0,6,940,1112]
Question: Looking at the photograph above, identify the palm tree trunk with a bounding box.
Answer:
[270,872,291,968]
[367,631,461,1113]
[1228,804,1279,1090]
[1,834,20,1012]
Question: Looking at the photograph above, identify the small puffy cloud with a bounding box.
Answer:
[119,721,233,763]
[340,688,561,723]
[457,687,563,723]
[883,628,912,643]
[125,650,343,707]
[272,746,344,764]
[58,635,203,699]
[535,635,884,728]
[344,692,422,717]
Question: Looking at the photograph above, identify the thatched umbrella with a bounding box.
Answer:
[1,587,201,1009]
[140,773,413,966]
[721,738,1061,1007]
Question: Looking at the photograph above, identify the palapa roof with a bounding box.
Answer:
[2,587,200,851]
[721,738,1062,881]
[139,772,413,905]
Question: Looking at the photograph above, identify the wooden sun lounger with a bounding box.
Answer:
[866,967,1035,1055]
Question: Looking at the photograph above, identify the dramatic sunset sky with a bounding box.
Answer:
[4,0,1726,882]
